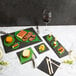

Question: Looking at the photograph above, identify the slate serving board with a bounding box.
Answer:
[43,35,68,58]
[1,28,42,53]
[34,43,49,54]
[38,57,60,76]
[17,47,37,64]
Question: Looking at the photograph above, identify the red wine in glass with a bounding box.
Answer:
[43,9,52,31]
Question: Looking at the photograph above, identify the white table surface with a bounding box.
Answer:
[0,26,76,76]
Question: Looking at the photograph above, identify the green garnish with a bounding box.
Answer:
[0,61,8,66]
[62,60,73,64]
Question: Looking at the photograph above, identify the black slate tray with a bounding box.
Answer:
[38,57,60,76]
[1,28,42,53]
[17,47,37,64]
[34,43,49,54]
[43,35,68,58]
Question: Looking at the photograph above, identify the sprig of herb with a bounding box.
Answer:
[0,61,8,66]
[62,60,73,64]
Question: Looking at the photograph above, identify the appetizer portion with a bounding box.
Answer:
[48,33,52,38]
[22,32,33,41]
[51,41,58,48]
[17,30,27,39]
[57,46,65,55]
[53,41,57,46]
[16,30,36,42]
[53,37,57,46]
[29,37,35,41]
[39,44,45,52]
[22,32,36,41]
[46,34,53,41]
[22,36,28,41]
[12,42,19,49]
[5,36,13,43]
[35,43,49,54]
[22,49,30,58]
[31,35,36,38]
[4,35,15,47]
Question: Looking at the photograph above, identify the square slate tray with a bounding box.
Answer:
[43,35,68,58]
[1,28,42,53]
[38,56,60,76]
[34,43,49,54]
[17,47,37,64]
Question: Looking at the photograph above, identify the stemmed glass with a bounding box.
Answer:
[43,9,52,31]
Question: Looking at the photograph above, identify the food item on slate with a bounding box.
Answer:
[39,44,45,51]
[48,33,52,38]
[51,41,58,48]
[12,43,19,49]
[22,36,28,41]
[58,47,64,54]
[47,34,53,42]
[22,32,33,41]
[29,34,36,41]
[25,32,33,38]
[17,30,27,39]
[22,49,30,58]
[31,35,36,38]
[5,36,13,43]
[28,32,32,35]
[29,37,35,41]
[53,41,57,46]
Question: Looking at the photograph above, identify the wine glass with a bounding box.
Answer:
[43,9,52,31]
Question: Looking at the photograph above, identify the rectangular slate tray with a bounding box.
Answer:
[38,56,60,76]
[43,35,68,58]
[1,28,42,53]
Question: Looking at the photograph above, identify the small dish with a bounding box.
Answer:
[34,43,49,54]
[17,48,35,64]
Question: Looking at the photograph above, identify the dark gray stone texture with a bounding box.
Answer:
[0,0,76,26]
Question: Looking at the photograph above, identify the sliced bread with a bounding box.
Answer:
[22,49,30,58]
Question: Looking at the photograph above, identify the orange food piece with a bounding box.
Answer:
[6,36,13,43]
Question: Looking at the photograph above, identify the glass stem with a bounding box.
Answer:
[45,22,48,31]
